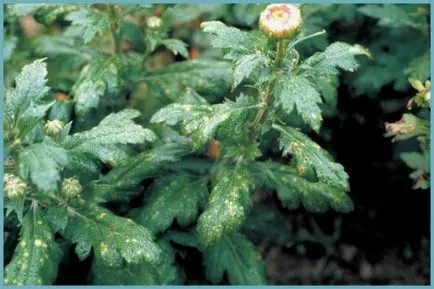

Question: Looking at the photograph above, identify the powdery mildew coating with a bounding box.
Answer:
[259,4,302,39]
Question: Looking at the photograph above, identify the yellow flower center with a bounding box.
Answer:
[271,8,290,23]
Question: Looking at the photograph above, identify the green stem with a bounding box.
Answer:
[275,39,286,68]
[248,38,287,141]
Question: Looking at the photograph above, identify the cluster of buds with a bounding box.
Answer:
[61,177,82,199]
[147,16,162,29]
[3,174,28,199]
[45,119,64,136]
[259,4,302,39]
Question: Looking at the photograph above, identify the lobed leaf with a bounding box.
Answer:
[63,109,155,171]
[196,167,255,246]
[273,124,350,191]
[65,8,111,44]
[250,161,353,213]
[152,98,255,150]
[161,39,189,59]
[72,55,126,117]
[87,144,188,202]
[141,60,231,102]
[19,138,69,192]
[5,209,62,285]
[62,204,162,266]
[4,58,52,136]
[90,237,180,285]
[301,42,370,78]
[133,173,209,235]
[203,231,267,285]
[274,74,323,132]
[200,21,249,50]
[232,54,268,90]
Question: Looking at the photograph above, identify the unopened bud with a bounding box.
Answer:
[61,177,82,199]
[4,174,28,199]
[259,4,302,39]
[45,119,64,136]
[147,16,162,29]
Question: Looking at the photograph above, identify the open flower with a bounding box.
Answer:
[259,4,302,39]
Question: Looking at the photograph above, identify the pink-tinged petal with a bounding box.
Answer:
[259,4,302,39]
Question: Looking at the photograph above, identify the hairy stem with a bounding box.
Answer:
[275,39,286,68]
[248,39,288,141]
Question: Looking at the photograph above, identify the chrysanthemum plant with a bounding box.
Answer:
[4,4,370,285]
[385,78,431,190]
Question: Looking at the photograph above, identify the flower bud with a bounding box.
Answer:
[4,174,28,199]
[61,177,82,199]
[259,4,302,39]
[147,16,162,29]
[45,119,64,136]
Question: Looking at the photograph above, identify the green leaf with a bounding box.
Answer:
[232,54,268,90]
[64,109,155,171]
[5,209,62,285]
[201,21,268,61]
[75,241,92,261]
[162,230,199,248]
[151,99,254,150]
[43,206,69,233]
[90,255,177,285]
[400,151,430,190]
[4,58,53,136]
[301,42,370,78]
[359,4,426,31]
[203,231,267,285]
[197,167,255,246]
[4,197,26,224]
[161,39,189,59]
[72,55,125,117]
[242,205,292,245]
[33,5,79,25]
[62,204,162,266]
[141,60,231,102]
[401,152,430,172]
[35,34,94,61]
[65,8,111,44]
[273,124,350,191]
[19,138,69,192]
[250,161,353,213]
[133,173,208,235]
[404,50,430,81]
[87,144,188,202]
[91,237,180,285]
[200,21,248,50]
[274,74,323,132]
